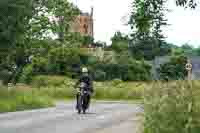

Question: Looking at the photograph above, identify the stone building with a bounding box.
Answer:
[70,8,94,38]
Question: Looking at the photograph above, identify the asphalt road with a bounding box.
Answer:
[0,101,142,133]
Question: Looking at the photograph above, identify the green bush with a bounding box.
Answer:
[19,65,34,84]
[91,60,151,81]
[31,75,67,87]
[144,81,200,133]
[158,55,187,80]
[93,70,106,81]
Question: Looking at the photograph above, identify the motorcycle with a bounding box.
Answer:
[76,82,90,114]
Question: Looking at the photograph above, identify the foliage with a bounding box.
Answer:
[171,44,200,56]
[0,0,35,69]
[29,46,85,76]
[0,87,54,113]
[130,38,160,60]
[0,0,81,85]
[94,81,145,100]
[144,81,200,133]
[48,47,82,75]
[158,55,188,80]
[19,65,34,84]
[129,0,168,60]
[30,75,145,100]
[28,0,79,42]
[111,31,129,53]
[89,53,152,81]
[31,75,67,87]
[129,0,167,40]
[82,35,94,46]
[93,69,106,81]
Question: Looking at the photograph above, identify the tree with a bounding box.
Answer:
[28,0,79,42]
[0,0,34,64]
[111,31,129,53]
[0,0,81,84]
[82,35,94,46]
[129,0,168,60]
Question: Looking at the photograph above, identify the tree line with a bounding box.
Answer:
[0,0,198,84]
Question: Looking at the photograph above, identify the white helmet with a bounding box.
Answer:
[82,67,88,73]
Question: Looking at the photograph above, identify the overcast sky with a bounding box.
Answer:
[71,0,200,47]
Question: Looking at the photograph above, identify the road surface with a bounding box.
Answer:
[0,101,142,133]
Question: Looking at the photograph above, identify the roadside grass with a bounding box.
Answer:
[0,75,145,113]
[3,76,200,133]
[0,85,54,113]
[143,80,200,133]
[31,75,145,101]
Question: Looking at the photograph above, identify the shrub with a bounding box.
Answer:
[93,70,106,81]
[94,81,145,100]
[30,75,145,100]
[0,87,54,113]
[19,65,34,84]
[144,81,200,133]
[158,55,187,80]
[31,75,67,87]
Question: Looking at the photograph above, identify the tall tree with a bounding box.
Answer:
[0,0,34,66]
[111,31,129,53]
[28,0,79,42]
[129,0,168,60]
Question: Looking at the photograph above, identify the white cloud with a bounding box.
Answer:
[72,0,200,47]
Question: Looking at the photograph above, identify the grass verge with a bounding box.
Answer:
[143,81,200,133]
[0,86,54,113]
[31,76,145,100]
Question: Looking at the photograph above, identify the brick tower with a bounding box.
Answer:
[70,7,94,38]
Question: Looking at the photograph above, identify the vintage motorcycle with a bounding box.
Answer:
[76,82,90,114]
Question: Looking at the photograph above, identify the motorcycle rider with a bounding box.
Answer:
[75,67,93,110]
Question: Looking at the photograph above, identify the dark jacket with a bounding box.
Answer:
[75,73,94,93]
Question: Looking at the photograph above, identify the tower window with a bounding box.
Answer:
[83,24,88,34]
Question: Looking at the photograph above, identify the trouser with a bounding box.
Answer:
[76,94,91,109]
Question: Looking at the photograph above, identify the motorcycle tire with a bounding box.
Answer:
[83,109,86,114]
[77,95,82,114]
[78,109,81,114]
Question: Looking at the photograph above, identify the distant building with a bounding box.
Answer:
[70,7,94,38]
